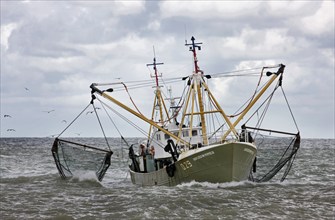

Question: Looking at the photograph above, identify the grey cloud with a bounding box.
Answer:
[1,1,333,138]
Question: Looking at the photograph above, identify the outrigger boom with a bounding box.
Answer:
[221,64,286,141]
[90,83,191,147]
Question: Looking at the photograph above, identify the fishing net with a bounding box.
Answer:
[248,131,300,182]
[51,138,113,181]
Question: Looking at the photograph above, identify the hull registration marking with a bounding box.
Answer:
[244,148,254,154]
[193,151,215,161]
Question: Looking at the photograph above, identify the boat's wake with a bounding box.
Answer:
[177,180,254,189]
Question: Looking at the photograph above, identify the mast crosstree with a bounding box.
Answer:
[181,36,238,144]
[146,50,171,140]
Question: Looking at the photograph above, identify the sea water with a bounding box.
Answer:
[0,138,334,219]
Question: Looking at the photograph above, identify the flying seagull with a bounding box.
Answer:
[7,129,16,132]
[25,87,30,91]
[86,111,94,115]
[61,120,67,123]
[4,115,12,118]
[43,110,55,113]
[49,134,59,138]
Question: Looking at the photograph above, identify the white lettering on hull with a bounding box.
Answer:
[244,148,254,155]
[193,151,215,161]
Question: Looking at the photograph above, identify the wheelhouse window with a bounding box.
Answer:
[164,134,170,140]
[156,134,161,141]
[192,130,198,136]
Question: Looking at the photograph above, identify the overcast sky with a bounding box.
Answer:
[1,1,334,138]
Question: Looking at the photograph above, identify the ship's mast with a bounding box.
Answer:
[186,36,202,74]
[185,36,209,145]
[147,53,164,123]
[146,49,171,139]
[183,37,239,144]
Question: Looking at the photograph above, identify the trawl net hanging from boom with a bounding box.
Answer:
[248,131,300,183]
[51,138,113,182]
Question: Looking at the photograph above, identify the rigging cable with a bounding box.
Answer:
[96,96,132,179]
[209,65,280,78]
[96,96,166,150]
[91,95,112,151]
[97,96,130,147]
[280,86,300,132]
[208,66,281,138]
[228,66,275,118]
[57,102,91,138]
[121,82,143,115]
[243,74,301,182]
[93,65,276,92]
[243,82,279,139]
[253,84,277,138]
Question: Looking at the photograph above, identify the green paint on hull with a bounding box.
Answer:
[130,142,256,186]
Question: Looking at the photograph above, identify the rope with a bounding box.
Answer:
[243,83,279,127]
[253,85,276,138]
[93,65,281,92]
[281,87,300,132]
[209,66,267,77]
[92,101,112,152]
[96,96,166,150]
[57,102,91,138]
[228,66,269,118]
[121,82,143,115]
[97,96,130,148]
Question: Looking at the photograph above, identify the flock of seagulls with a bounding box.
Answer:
[3,115,15,132]
[3,87,103,135]
[3,87,59,133]
[3,87,30,132]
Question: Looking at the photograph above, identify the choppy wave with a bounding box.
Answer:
[0,138,334,220]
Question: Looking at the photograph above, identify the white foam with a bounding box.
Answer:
[177,180,253,189]
[71,170,98,181]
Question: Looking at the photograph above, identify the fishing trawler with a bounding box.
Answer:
[51,36,300,186]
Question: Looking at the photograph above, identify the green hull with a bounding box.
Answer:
[129,142,257,186]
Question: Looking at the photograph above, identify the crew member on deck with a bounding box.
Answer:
[149,146,155,157]
[139,143,146,156]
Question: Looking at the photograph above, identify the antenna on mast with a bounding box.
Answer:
[184,24,187,45]
[185,36,203,74]
[146,46,164,87]
[153,46,156,59]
